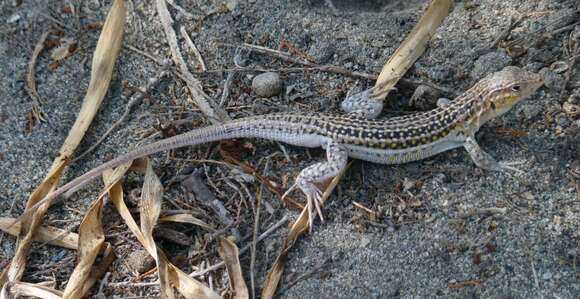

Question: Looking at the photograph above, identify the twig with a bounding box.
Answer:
[530,256,545,299]
[166,0,196,20]
[240,43,455,95]
[191,215,289,278]
[491,16,523,48]
[155,0,229,124]
[96,272,111,297]
[276,258,332,295]
[447,280,482,289]
[26,30,51,124]
[219,72,235,107]
[129,43,452,95]
[561,27,579,97]
[39,13,72,31]
[180,26,207,71]
[250,183,264,299]
[71,71,169,163]
[125,44,167,65]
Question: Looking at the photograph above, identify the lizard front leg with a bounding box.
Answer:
[341,88,383,119]
[282,141,348,230]
[463,136,523,173]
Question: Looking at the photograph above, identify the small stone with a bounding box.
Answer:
[426,66,453,82]
[539,68,565,91]
[225,0,238,11]
[7,13,21,23]
[542,271,553,280]
[252,72,282,98]
[409,84,441,110]
[308,41,336,64]
[471,50,512,80]
[518,103,543,121]
[554,113,570,127]
[120,249,156,274]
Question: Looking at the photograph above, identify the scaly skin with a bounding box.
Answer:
[16,66,544,229]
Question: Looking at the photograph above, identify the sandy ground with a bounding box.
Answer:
[0,0,578,298]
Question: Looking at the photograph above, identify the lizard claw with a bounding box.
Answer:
[301,182,324,232]
[499,160,526,174]
[281,179,325,232]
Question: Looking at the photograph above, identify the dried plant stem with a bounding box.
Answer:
[155,0,229,124]
[26,30,51,124]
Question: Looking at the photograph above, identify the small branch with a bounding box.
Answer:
[155,0,229,124]
[180,26,207,71]
[219,71,235,107]
[190,215,289,278]
[240,43,455,95]
[250,183,264,299]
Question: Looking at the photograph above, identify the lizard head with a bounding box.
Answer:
[479,66,544,119]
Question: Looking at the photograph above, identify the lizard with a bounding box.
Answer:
[18,66,543,229]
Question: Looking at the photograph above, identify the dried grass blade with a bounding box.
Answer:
[61,164,129,298]
[139,161,175,299]
[159,214,216,232]
[107,161,220,299]
[0,217,78,250]
[261,162,352,299]
[0,0,126,292]
[218,237,249,299]
[8,282,63,299]
[373,0,452,99]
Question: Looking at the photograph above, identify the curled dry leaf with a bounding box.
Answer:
[8,281,63,299]
[106,160,220,299]
[60,162,132,299]
[218,237,249,299]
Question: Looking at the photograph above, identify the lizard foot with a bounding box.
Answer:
[498,160,526,174]
[281,180,324,232]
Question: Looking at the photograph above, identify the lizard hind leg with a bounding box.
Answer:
[281,141,348,231]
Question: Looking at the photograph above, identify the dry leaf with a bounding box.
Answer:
[50,37,77,62]
[107,161,220,299]
[8,281,63,299]
[218,237,249,299]
[0,0,126,295]
[159,213,216,232]
[0,217,78,250]
[60,163,131,299]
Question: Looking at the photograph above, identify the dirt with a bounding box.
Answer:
[0,0,578,298]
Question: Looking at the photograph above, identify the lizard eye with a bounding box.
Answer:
[511,85,521,92]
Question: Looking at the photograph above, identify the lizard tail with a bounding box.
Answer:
[26,117,300,217]
[61,119,261,198]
